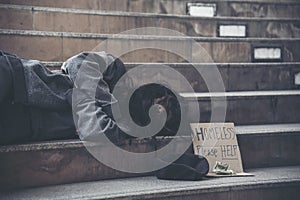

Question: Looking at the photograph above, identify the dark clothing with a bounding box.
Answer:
[156,153,209,181]
[0,51,126,145]
[0,51,185,145]
[129,83,181,136]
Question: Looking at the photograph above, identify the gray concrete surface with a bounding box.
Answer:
[1,124,299,153]
[1,166,299,200]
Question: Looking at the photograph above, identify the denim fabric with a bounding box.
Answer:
[0,51,126,145]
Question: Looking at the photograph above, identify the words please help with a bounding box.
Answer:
[191,123,253,177]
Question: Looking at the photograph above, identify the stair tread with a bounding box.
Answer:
[1,3,300,21]
[1,29,298,63]
[236,123,300,134]
[1,0,300,22]
[1,29,300,42]
[44,62,300,66]
[1,166,299,199]
[1,123,299,153]
[181,90,300,98]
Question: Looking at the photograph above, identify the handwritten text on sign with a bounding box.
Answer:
[191,123,244,173]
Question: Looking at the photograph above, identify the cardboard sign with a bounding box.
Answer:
[191,123,252,177]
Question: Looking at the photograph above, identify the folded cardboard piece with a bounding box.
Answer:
[190,123,253,177]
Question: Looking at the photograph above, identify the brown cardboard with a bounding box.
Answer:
[190,123,253,177]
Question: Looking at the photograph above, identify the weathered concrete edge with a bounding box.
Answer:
[193,0,300,4]
[1,123,299,153]
[1,3,299,21]
[181,90,300,100]
[1,29,300,42]
[45,62,300,69]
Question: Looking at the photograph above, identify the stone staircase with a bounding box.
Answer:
[1,124,300,191]
[1,166,300,199]
[1,0,300,18]
[0,0,300,199]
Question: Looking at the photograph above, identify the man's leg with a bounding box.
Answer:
[0,53,32,145]
[0,55,13,102]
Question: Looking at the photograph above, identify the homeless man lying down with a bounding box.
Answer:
[0,51,181,145]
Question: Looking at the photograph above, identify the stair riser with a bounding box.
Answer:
[191,95,300,125]
[0,139,176,190]
[124,65,300,92]
[210,1,300,19]
[223,66,300,91]
[0,0,299,18]
[47,62,300,92]
[0,34,299,63]
[1,8,299,38]
[239,133,300,169]
[0,132,299,190]
[48,63,300,92]
[0,143,154,190]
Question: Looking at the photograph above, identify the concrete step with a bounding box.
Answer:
[0,29,299,62]
[46,62,300,92]
[187,0,300,19]
[0,0,299,18]
[2,166,299,199]
[0,124,299,190]
[184,90,300,125]
[0,167,300,200]
[1,4,300,38]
